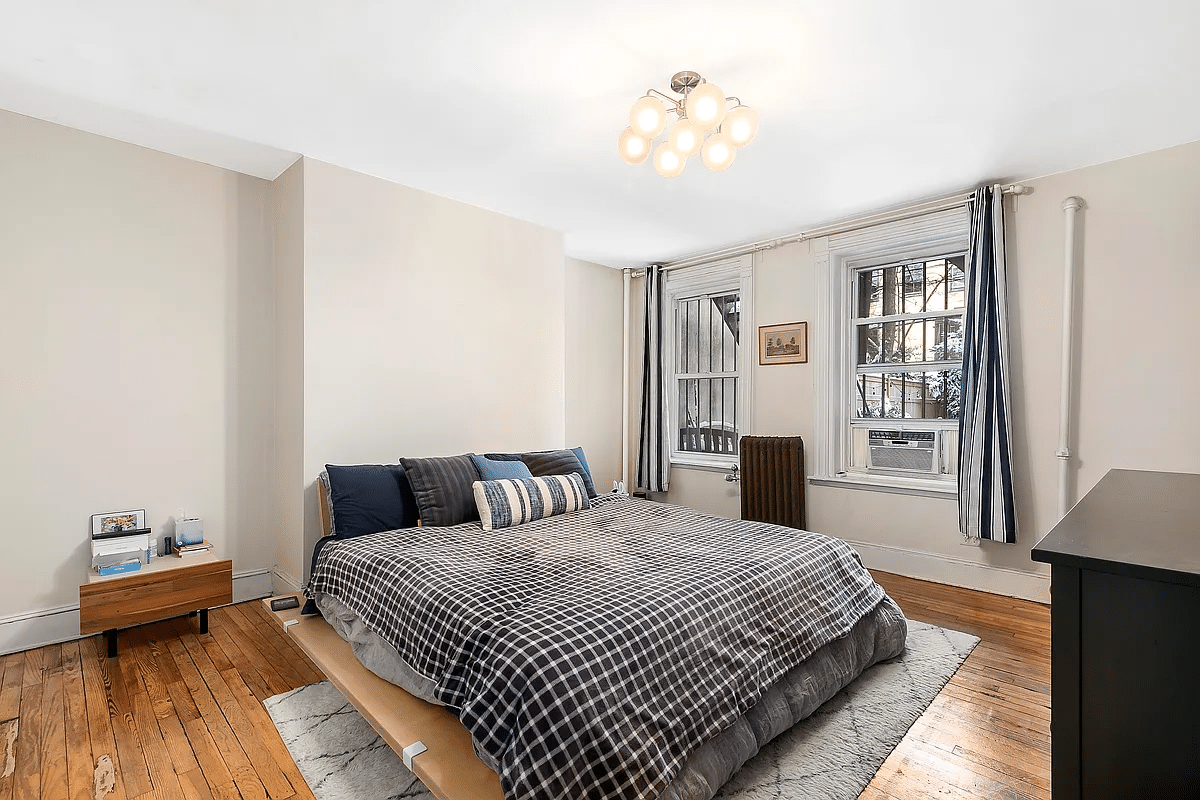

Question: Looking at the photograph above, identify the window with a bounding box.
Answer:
[812,208,968,496]
[853,255,966,421]
[665,256,754,468]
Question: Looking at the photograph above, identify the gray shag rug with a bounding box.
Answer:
[264,621,978,800]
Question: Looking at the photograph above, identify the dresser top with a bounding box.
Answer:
[1031,469,1200,586]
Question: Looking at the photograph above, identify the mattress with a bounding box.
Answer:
[315,590,905,800]
[308,494,907,800]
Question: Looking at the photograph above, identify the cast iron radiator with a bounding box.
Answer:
[739,435,807,530]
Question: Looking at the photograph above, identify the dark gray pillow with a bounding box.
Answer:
[399,454,481,526]
[519,449,598,498]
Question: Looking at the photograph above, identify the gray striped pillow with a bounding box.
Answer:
[473,474,590,531]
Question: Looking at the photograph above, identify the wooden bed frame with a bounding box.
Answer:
[263,481,502,800]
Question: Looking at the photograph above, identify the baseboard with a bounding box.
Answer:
[0,605,81,657]
[233,568,274,603]
[0,567,280,656]
[271,569,302,595]
[846,538,1051,604]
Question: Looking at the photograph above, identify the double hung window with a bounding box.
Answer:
[812,208,968,495]
[665,256,754,468]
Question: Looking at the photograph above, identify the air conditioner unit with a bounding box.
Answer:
[866,429,940,475]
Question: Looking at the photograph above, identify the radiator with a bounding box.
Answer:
[739,435,807,530]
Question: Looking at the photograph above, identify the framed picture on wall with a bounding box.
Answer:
[759,321,808,365]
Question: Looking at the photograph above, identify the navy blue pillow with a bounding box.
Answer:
[324,464,419,538]
[470,454,534,481]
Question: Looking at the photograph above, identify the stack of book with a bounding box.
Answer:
[176,539,213,558]
[92,528,152,576]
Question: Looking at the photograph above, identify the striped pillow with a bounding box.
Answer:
[473,474,590,531]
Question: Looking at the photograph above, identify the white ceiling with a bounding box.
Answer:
[2,1,1198,268]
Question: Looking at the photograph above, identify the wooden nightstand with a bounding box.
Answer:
[79,553,233,656]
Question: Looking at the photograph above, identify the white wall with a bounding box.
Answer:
[278,158,568,583]
[271,158,305,592]
[655,139,1200,599]
[565,257,623,492]
[0,109,276,631]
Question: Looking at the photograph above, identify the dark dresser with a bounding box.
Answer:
[1032,469,1200,799]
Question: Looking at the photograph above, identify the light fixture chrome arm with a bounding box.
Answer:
[646,88,685,114]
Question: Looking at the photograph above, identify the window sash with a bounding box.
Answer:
[664,255,754,468]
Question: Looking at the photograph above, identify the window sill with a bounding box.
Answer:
[808,473,958,500]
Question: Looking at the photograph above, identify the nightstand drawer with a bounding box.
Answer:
[79,558,233,635]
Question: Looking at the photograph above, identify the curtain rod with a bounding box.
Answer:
[651,183,1031,273]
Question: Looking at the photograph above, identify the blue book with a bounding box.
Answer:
[96,560,142,577]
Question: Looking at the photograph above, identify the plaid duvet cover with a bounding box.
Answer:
[308,494,890,800]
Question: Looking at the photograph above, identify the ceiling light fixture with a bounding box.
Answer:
[619,71,758,178]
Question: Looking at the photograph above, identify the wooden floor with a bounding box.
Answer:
[0,602,323,800]
[0,573,1049,800]
[864,572,1052,800]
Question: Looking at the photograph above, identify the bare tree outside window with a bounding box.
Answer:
[853,255,965,420]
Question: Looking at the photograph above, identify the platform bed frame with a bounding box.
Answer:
[263,484,503,800]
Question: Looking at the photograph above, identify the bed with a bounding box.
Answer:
[303,460,907,800]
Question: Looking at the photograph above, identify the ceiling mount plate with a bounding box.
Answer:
[669,71,703,95]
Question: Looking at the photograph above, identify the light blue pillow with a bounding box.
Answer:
[470,454,534,481]
[570,447,595,492]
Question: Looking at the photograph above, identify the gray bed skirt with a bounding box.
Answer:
[314,591,907,800]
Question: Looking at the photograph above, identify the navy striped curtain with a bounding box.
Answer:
[958,185,1017,543]
[636,265,670,493]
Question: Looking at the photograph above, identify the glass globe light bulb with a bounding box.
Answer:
[618,127,650,165]
[668,118,703,158]
[629,96,667,138]
[685,82,727,131]
[701,132,737,171]
[653,142,686,178]
[724,105,759,147]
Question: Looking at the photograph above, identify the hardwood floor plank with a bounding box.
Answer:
[38,665,68,800]
[176,631,295,800]
[61,642,95,800]
[241,602,322,686]
[219,668,315,800]
[21,649,43,689]
[120,630,187,800]
[225,606,316,690]
[178,767,217,800]
[104,651,155,798]
[181,718,240,800]
[13,682,41,800]
[223,604,310,688]
[80,637,127,800]
[166,637,268,800]
[0,654,23,721]
[207,608,291,698]
[125,629,199,776]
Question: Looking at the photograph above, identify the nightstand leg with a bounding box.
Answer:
[199,608,209,634]
[106,630,118,658]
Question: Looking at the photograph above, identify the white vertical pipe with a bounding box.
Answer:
[1057,197,1084,517]
[621,268,632,493]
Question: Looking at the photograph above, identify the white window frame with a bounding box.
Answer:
[812,209,968,498]
[664,255,755,469]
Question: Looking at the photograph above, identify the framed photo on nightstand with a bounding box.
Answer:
[90,509,146,537]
